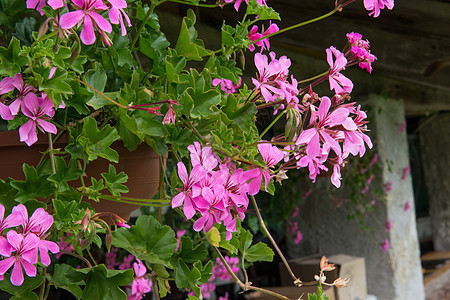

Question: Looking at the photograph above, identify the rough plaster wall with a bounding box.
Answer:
[419,113,450,251]
[287,97,424,300]
[373,96,424,300]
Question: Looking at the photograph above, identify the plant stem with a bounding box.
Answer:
[38,268,47,300]
[212,247,294,300]
[130,1,158,50]
[69,76,128,109]
[59,250,93,268]
[258,110,286,140]
[82,192,170,203]
[250,195,301,285]
[298,71,328,84]
[248,286,293,300]
[151,275,161,300]
[212,246,244,288]
[93,196,170,207]
[157,155,165,223]
[86,248,98,266]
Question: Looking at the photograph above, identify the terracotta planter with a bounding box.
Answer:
[0,131,162,220]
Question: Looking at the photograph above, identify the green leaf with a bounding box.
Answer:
[12,17,37,46]
[172,236,207,264]
[183,69,221,119]
[101,165,129,196]
[48,264,83,299]
[134,110,166,137]
[10,164,54,203]
[174,260,201,296]
[165,48,186,83]
[67,265,133,300]
[239,229,274,262]
[205,227,220,247]
[69,117,120,162]
[246,242,274,262]
[53,199,78,225]
[47,157,83,192]
[0,37,27,76]
[0,273,43,300]
[112,215,177,266]
[246,0,280,20]
[175,9,210,61]
[85,64,109,110]
[152,264,171,298]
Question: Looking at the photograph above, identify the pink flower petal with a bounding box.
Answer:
[10,260,24,286]
[60,11,85,29]
[80,15,96,45]
[89,12,112,33]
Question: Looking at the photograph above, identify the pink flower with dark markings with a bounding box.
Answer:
[60,0,112,45]
[326,47,353,94]
[171,162,206,219]
[242,143,284,195]
[19,93,57,146]
[364,0,394,18]
[213,77,241,94]
[0,230,39,286]
[296,96,348,159]
[248,23,279,53]
[128,259,152,300]
[27,0,64,15]
[107,0,131,36]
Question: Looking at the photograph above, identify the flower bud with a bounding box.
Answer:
[320,256,336,272]
[332,277,349,288]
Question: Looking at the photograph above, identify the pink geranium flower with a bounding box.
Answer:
[212,77,242,94]
[107,0,131,36]
[242,143,284,195]
[128,259,152,300]
[0,230,39,286]
[364,0,394,18]
[18,94,57,146]
[60,0,112,45]
[247,23,279,52]
[3,74,37,116]
[193,185,227,233]
[296,96,348,159]
[326,47,353,94]
[172,162,206,219]
[27,0,64,15]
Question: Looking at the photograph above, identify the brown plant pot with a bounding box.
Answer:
[0,131,162,221]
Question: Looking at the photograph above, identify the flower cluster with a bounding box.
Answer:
[0,204,59,286]
[285,94,372,188]
[172,142,285,240]
[0,74,60,146]
[346,32,377,74]
[128,259,152,300]
[252,52,299,106]
[27,0,131,45]
[247,23,279,53]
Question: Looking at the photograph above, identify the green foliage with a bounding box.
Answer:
[307,283,330,300]
[175,9,211,61]
[239,229,274,262]
[111,215,177,265]
[0,274,43,300]
[67,265,134,300]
